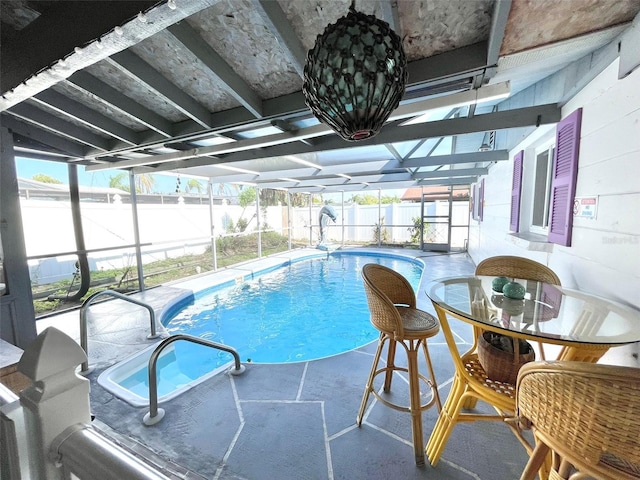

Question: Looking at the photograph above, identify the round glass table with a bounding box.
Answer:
[424,275,640,468]
[427,275,640,360]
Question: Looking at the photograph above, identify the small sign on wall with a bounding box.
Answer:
[573,196,598,219]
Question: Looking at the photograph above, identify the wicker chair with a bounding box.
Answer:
[515,361,640,480]
[475,255,561,286]
[475,255,561,361]
[357,263,441,466]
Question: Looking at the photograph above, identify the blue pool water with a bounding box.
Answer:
[166,253,422,364]
[118,346,190,399]
[103,252,423,404]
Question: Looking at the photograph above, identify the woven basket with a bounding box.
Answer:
[477,331,535,385]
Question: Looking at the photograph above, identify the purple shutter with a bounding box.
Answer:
[509,151,524,232]
[479,178,484,221]
[548,108,582,246]
[471,184,477,220]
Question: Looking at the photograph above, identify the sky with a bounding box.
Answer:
[16,156,185,194]
[15,156,406,199]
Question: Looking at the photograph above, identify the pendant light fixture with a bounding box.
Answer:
[302,1,407,141]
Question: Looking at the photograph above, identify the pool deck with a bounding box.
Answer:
[38,247,533,479]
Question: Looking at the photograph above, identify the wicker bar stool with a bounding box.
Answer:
[357,263,442,466]
[514,361,640,480]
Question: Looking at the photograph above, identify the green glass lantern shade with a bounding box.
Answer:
[302,7,407,141]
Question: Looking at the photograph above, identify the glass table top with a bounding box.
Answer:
[427,276,640,346]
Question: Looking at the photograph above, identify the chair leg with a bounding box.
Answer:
[460,396,479,409]
[420,339,441,412]
[557,457,573,478]
[519,441,551,480]
[460,328,482,410]
[383,339,397,392]
[407,343,425,466]
[426,373,467,466]
[537,342,546,361]
[357,333,385,426]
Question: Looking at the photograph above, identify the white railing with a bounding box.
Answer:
[51,424,170,480]
[1,327,170,480]
[79,290,160,374]
[143,334,245,426]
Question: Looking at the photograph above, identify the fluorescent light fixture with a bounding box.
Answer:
[279,177,299,183]
[152,147,177,154]
[214,164,260,175]
[399,82,511,126]
[236,125,282,139]
[191,136,236,147]
[400,106,450,126]
[336,173,352,179]
[285,155,322,169]
[14,146,69,158]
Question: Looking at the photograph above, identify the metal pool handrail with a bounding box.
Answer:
[79,289,160,374]
[143,334,245,426]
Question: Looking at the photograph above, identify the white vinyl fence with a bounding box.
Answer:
[20,199,468,285]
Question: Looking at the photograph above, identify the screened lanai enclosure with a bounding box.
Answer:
[17,171,470,317]
[2,0,639,329]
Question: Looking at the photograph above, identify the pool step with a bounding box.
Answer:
[120,359,195,399]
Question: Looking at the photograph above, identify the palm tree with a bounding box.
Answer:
[108,173,129,192]
[186,179,203,194]
[135,173,156,194]
[210,182,240,196]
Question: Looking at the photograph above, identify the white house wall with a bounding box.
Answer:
[557,59,640,303]
[469,58,640,366]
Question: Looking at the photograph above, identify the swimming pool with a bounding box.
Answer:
[98,251,423,406]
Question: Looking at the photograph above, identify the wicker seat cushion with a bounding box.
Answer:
[397,307,439,334]
[600,453,640,478]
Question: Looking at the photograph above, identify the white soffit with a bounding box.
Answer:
[494,24,628,92]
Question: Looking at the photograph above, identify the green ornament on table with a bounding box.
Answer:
[491,276,510,292]
[502,281,526,300]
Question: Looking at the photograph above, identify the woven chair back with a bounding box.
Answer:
[361,264,416,337]
[475,256,561,285]
[517,361,640,479]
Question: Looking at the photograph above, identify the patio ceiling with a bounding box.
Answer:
[2,0,639,193]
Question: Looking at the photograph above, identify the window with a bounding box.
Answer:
[508,108,582,246]
[530,143,554,234]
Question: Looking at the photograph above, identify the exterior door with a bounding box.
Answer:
[421,189,452,252]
